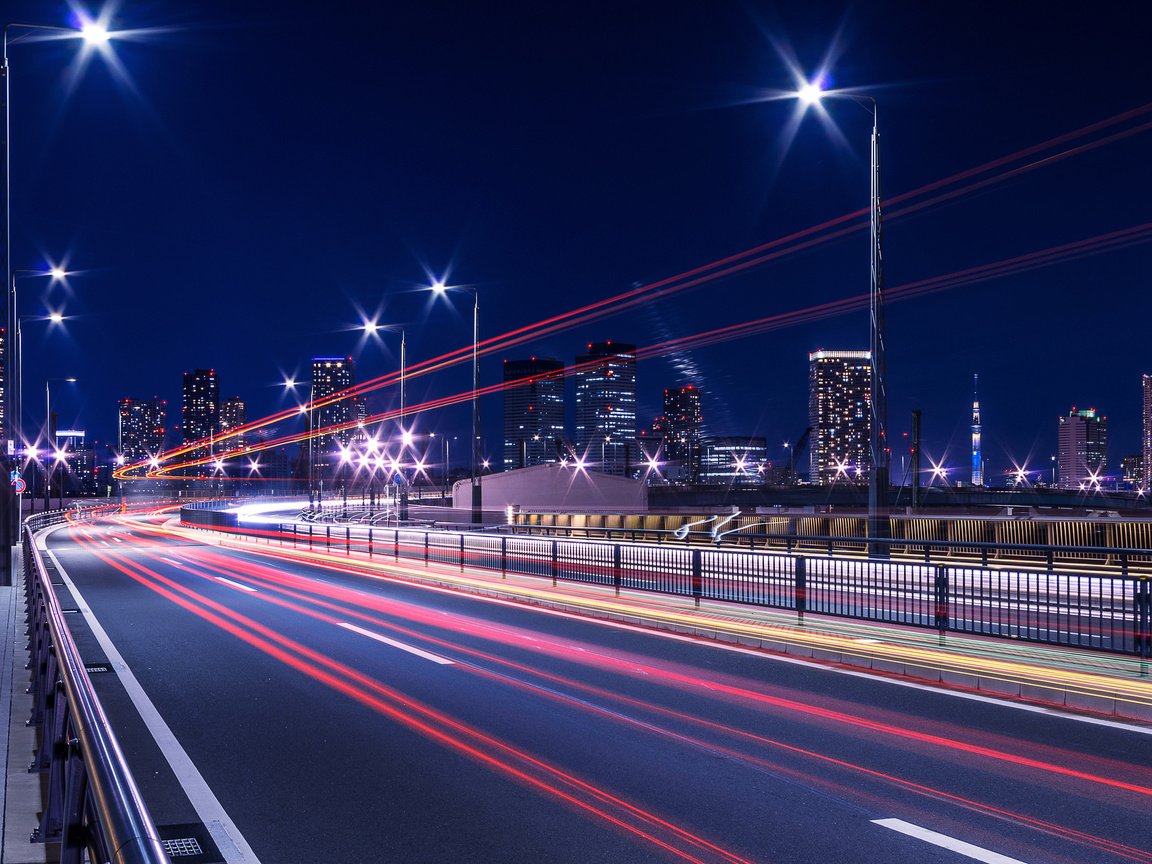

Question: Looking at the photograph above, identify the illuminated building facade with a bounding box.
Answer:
[1144,373,1152,491]
[312,356,355,454]
[574,341,637,476]
[0,326,5,444]
[1057,407,1108,490]
[118,397,167,465]
[182,369,219,462]
[661,385,702,483]
[699,436,767,486]
[220,396,248,451]
[808,350,871,485]
[503,357,565,470]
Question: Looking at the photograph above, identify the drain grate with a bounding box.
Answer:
[163,837,204,857]
[84,664,112,674]
[158,822,223,863]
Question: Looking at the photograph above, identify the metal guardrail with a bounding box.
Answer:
[259,521,1152,659]
[22,508,170,863]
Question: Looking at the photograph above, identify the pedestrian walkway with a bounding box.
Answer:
[1,558,55,863]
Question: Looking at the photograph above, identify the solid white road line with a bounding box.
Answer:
[873,818,1030,864]
[47,547,263,864]
[338,622,454,665]
[215,577,257,593]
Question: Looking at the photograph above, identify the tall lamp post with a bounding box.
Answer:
[3,21,114,581]
[44,376,76,510]
[430,281,481,526]
[363,322,407,520]
[794,80,889,552]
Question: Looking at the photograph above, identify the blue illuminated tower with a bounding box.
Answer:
[971,373,983,486]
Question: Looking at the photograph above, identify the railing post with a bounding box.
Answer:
[308,524,313,549]
[460,534,466,572]
[424,532,430,566]
[368,528,373,557]
[934,564,950,634]
[346,527,351,554]
[551,540,559,587]
[326,525,331,550]
[1136,577,1151,660]
[394,529,400,561]
[613,544,622,597]
[691,548,702,608]
[795,556,806,622]
[501,536,508,578]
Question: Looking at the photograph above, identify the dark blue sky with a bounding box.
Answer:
[8,0,1151,482]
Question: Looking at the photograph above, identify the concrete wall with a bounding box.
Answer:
[452,463,647,512]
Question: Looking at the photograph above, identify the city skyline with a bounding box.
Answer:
[4,1,1151,488]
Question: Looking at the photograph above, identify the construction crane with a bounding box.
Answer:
[785,426,812,484]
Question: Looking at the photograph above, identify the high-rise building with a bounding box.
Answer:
[699,436,767,486]
[1143,374,1152,491]
[182,369,219,458]
[661,385,703,483]
[0,326,6,444]
[220,396,248,451]
[1121,454,1143,487]
[971,373,983,487]
[1057,407,1108,490]
[312,356,355,454]
[808,350,871,485]
[502,357,565,470]
[574,341,637,476]
[118,398,167,465]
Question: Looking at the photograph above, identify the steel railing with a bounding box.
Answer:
[259,521,1152,658]
[22,508,169,863]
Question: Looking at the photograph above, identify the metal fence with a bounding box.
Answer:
[22,508,170,864]
[275,522,1152,658]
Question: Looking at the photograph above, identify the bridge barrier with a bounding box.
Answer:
[223,517,1152,660]
[22,509,169,864]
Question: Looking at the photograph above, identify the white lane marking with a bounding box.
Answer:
[112,536,123,543]
[46,546,263,864]
[216,577,257,593]
[389,582,1152,736]
[338,622,454,665]
[873,818,1030,863]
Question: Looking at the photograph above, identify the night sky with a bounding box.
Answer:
[7,1,1151,482]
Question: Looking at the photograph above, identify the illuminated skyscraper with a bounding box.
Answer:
[118,398,166,465]
[182,369,219,462]
[1057,407,1107,490]
[312,356,355,454]
[503,357,565,470]
[808,350,871,485]
[661,385,703,483]
[1142,374,1151,491]
[220,396,248,451]
[699,436,767,486]
[971,373,983,487]
[574,341,637,476]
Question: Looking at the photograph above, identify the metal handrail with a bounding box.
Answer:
[23,514,169,863]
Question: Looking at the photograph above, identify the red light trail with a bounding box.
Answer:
[118,102,1152,479]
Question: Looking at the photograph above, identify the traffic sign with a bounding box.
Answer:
[13,477,27,494]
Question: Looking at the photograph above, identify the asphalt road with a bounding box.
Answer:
[41,513,1152,864]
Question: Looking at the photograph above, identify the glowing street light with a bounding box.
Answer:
[429,278,482,525]
[793,75,888,551]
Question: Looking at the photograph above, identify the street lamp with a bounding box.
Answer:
[284,377,318,508]
[430,280,482,526]
[44,376,76,510]
[3,20,119,580]
[793,78,889,551]
[364,322,407,519]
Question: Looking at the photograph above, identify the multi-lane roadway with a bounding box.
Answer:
[39,510,1152,863]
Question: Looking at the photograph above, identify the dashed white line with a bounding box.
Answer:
[337,622,454,665]
[215,577,257,593]
[873,818,1030,863]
